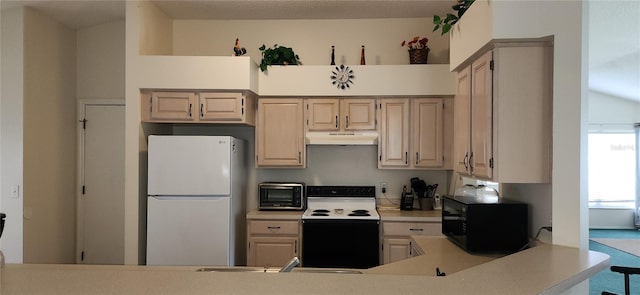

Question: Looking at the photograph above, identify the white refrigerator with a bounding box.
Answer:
[146,135,246,266]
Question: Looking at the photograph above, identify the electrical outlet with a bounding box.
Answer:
[380,182,388,194]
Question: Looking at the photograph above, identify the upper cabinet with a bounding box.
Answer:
[256,98,305,168]
[378,98,452,169]
[141,91,256,125]
[147,91,197,122]
[305,98,376,131]
[453,40,552,183]
[378,98,410,167]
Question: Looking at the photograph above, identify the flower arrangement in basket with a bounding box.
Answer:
[401,36,429,64]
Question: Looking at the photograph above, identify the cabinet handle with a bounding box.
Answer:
[335,115,338,129]
[346,115,349,128]
[267,226,281,230]
[200,104,204,118]
[405,152,408,164]
[463,152,469,170]
[294,240,298,254]
[469,152,474,171]
[188,104,192,118]
[298,152,302,164]
[409,241,413,256]
[409,228,424,232]
[416,152,419,165]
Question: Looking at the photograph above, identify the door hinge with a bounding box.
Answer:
[379,154,382,161]
[79,119,87,129]
[81,251,84,261]
[82,185,86,195]
[490,60,494,71]
[149,97,153,113]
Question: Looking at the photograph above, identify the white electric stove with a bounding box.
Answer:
[301,186,380,269]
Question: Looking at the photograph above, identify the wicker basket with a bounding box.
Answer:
[408,48,429,64]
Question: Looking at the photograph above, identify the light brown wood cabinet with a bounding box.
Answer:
[305,98,376,131]
[147,91,197,121]
[141,91,256,125]
[247,220,300,267]
[378,98,410,167]
[378,98,451,169]
[381,221,441,264]
[256,98,305,167]
[453,40,552,183]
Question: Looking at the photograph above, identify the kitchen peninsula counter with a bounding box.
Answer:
[378,208,441,222]
[1,237,608,295]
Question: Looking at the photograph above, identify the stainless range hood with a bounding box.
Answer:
[305,131,378,145]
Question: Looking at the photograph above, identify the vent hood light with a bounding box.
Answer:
[305,131,378,145]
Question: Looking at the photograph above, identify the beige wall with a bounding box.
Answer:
[22,7,77,263]
[1,7,25,263]
[77,21,126,99]
[173,18,449,65]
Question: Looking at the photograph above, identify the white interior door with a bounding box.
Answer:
[77,100,125,264]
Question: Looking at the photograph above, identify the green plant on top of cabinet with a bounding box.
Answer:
[305,98,377,131]
[247,220,300,267]
[256,98,305,167]
[454,40,552,183]
[378,98,451,169]
[141,91,256,125]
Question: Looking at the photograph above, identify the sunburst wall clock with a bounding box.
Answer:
[331,64,354,90]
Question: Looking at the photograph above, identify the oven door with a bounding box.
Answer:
[302,219,379,269]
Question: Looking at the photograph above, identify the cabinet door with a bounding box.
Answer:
[382,238,411,264]
[454,67,472,174]
[341,98,377,131]
[256,99,304,167]
[199,92,244,121]
[150,92,196,121]
[412,98,444,168]
[305,98,340,131]
[247,236,299,267]
[379,98,409,167]
[470,51,493,179]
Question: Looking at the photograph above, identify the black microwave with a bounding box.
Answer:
[259,182,305,210]
[442,195,528,253]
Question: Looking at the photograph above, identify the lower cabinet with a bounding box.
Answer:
[247,219,300,267]
[381,221,441,264]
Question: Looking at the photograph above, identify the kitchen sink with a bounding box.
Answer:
[195,267,362,274]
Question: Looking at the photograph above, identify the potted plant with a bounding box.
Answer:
[401,36,429,64]
[258,44,301,72]
[432,0,475,35]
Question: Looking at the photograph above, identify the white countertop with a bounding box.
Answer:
[0,237,609,295]
[246,209,441,222]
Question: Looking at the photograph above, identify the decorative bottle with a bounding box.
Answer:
[331,46,336,65]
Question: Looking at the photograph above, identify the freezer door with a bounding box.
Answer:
[148,136,231,196]
[146,196,232,266]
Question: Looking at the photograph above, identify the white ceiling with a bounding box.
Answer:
[2,0,638,103]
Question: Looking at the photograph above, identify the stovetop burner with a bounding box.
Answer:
[302,186,379,221]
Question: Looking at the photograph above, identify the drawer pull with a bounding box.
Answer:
[409,228,424,232]
[267,226,281,230]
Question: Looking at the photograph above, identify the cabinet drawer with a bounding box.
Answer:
[249,220,299,235]
[382,222,441,236]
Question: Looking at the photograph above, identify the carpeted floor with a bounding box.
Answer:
[591,238,640,257]
[590,229,640,295]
